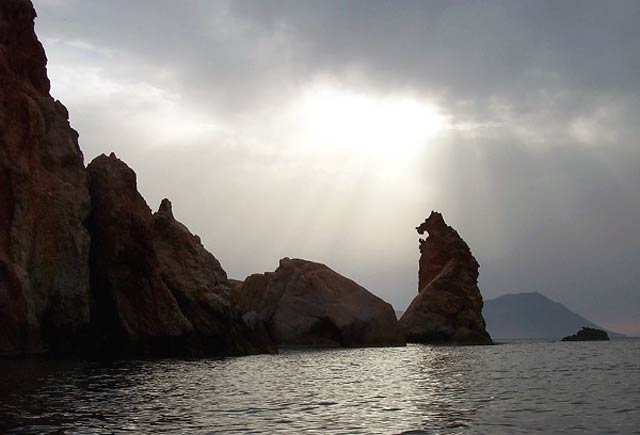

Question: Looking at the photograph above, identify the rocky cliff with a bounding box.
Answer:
[152,197,275,355]
[1,0,410,356]
[399,212,492,344]
[234,258,406,347]
[0,0,273,357]
[0,0,91,355]
[86,154,274,356]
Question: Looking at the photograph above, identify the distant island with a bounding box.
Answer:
[482,291,623,339]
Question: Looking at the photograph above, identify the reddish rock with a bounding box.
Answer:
[86,154,273,355]
[0,0,91,355]
[86,154,192,353]
[152,198,275,355]
[234,258,406,347]
[399,212,492,344]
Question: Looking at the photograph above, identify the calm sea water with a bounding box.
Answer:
[1,339,638,434]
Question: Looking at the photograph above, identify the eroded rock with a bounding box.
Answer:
[86,154,193,353]
[152,198,275,355]
[399,212,492,345]
[86,154,274,355]
[234,258,406,347]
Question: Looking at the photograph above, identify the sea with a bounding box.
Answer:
[0,339,638,434]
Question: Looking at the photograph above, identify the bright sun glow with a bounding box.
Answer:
[287,84,450,167]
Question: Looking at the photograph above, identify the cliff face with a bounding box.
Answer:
[0,1,273,357]
[399,212,492,345]
[87,154,274,356]
[0,0,91,355]
[86,154,193,352]
[234,258,406,348]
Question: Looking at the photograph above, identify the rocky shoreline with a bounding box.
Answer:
[0,0,491,357]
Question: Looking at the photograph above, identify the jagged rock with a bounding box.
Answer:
[399,212,492,345]
[86,154,193,353]
[152,198,276,355]
[233,258,406,347]
[561,327,609,342]
[86,154,274,356]
[0,0,91,355]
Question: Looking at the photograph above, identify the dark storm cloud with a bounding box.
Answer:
[33,0,640,333]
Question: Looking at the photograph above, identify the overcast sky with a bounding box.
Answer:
[32,0,640,335]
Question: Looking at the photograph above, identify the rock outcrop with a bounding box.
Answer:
[152,197,275,355]
[0,0,91,355]
[0,0,274,357]
[86,154,274,356]
[234,258,406,347]
[561,327,610,342]
[399,212,492,344]
[86,154,193,353]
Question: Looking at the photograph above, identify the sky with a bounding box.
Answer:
[32,0,640,335]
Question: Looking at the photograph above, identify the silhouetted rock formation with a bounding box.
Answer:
[233,258,406,347]
[86,154,274,356]
[0,0,275,357]
[86,154,192,353]
[561,327,609,342]
[399,212,492,345]
[0,0,91,355]
[152,198,275,355]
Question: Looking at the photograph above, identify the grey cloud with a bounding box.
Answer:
[32,0,640,334]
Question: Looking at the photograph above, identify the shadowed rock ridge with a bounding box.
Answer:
[0,0,91,355]
[0,0,273,357]
[234,258,406,348]
[86,153,275,356]
[399,211,492,345]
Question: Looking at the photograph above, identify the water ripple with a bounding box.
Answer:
[0,339,639,434]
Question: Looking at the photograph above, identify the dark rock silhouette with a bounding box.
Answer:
[87,154,274,356]
[399,212,492,344]
[86,153,192,353]
[233,258,406,347]
[0,0,274,357]
[484,291,624,339]
[152,198,275,355]
[0,0,91,355]
[561,327,610,342]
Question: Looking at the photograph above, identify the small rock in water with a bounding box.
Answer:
[561,327,610,341]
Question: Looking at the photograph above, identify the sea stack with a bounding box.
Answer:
[233,258,406,348]
[0,0,92,355]
[399,211,492,345]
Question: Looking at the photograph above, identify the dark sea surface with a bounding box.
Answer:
[1,339,639,434]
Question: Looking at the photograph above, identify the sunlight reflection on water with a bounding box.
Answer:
[1,340,639,434]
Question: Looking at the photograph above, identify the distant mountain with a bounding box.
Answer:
[483,291,624,339]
